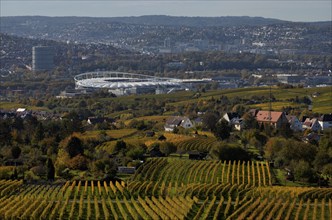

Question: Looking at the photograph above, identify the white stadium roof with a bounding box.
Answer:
[74,71,183,89]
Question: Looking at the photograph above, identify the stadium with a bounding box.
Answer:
[74,71,187,96]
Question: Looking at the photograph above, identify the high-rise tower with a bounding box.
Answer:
[32,46,54,72]
[164,37,171,48]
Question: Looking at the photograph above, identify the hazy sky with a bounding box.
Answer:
[1,1,331,22]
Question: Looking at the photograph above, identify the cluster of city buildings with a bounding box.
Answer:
[276,73,332,87]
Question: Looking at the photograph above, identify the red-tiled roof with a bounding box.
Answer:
[256,111,284,123]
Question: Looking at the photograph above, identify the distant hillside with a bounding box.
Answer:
[1,16,330,54]
[1,15,288,28]
[105,15,289,27]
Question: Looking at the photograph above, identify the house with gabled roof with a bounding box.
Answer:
[286,115,303,132]
[255,110,288,129]
[164,116,193,132]
[302,118,321,131]
[222,112,241,124]
[233,118,245,131]
[220,112,244,130]
[318,114,332,131]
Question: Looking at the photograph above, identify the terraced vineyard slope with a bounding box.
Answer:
[1,159,332,219]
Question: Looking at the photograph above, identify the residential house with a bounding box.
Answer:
[318,114,332,131]
[222,112,240,124]
[193,117,203,126]
[233,118,245,131]
[255,111,288,129]
[286,115,303,132]
[220,112,243,130]
[164,116,193,132]
[302,118,321,131]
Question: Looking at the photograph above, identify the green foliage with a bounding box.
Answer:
[11,146,21,159]
[0,119,12,145]
[212,119,231,140]
[0,166,15,179]
[64,136,84,158]
[30,165,46,178]
[114,140,127,153]
[25,170,41,181]
[265,137,317,166]
[202,112,219,131]
[33,123,45,143]
[322,163,332,176]
[159,142,177,156]
[276,122,293,138]
[126,144,147,159]
[93,158,117,179]
[46,158,55,181]
[242,112,259,129]
[210,143,251,161]
[291,160,317,182]
[67,154,88,170]
[128,119,155,130]
[313,135,332,176]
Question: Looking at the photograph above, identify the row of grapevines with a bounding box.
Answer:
[132,158,272,187]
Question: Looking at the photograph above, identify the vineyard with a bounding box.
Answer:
[132,158,272,187]
[0,158,332,219]
[171,136,218,152]
[96,132,218,154]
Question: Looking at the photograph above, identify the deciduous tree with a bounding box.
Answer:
[46,158,55,181]
[213,119,231,140]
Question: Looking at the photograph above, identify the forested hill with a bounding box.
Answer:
[1,15,288,27]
